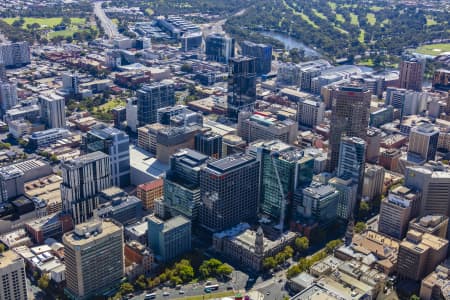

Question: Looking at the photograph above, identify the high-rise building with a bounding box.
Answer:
[385,87,428,117]
[251,140,313,223]
[39,93,66,129]
[195,131,223,159]
[238,111,298,144]
[205,33,235,63]
[61,152,111,224]
[227,56,257,121]
[399,57,425,91]
[378,186,419,239]
[329,176,358,220]
[137,80,175,126]
[163,149,208,220]
[0,250,28,300]
[0,62,6,81]
[366,127,381,163]
[362,164,384,202]
[82,124,130,187]
[328,85,371,171]
[63,220,124,300]
[298,60,332,91]
[136,179,164,210]
[276,63,301,86]
[0,81,18,113]
[409,215,449,239]
[432,69,450,92]
[397,230,448,281]
[147,215,191,262]
[0,42,30,67]
[337,136,366,203]
[408,123,439,162]
[405,165,450,217]
[240,41,272,75]
[300,181,340,224]
[199,154,259,232]
[297,98,325,128]
[379,148,401,171]
[62,72,79,94]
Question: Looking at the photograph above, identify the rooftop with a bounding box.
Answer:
[63,220,122,246]
[137,179,164,192]
[62,151,108,169]
[206,154,256,174]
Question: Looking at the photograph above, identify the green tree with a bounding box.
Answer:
[358,201,370,220]
[286,265,300,279]
[410,295,420,300]
[119,282,134,295]
[0,243,5,253]
[275,251,287,265]
[283,246,294,258]
[325,239,343,254]
[295,237,309,253]
[175,259,194,283]
[354,222,367,234]
[263,257,277,270]
[180,63,193,73]
[216,263,233,279]
[135,275,147,290]
[38,274,50,289]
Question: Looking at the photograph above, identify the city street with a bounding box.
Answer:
[94,1,121,39]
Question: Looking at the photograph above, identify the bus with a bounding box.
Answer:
[204,284,219,292]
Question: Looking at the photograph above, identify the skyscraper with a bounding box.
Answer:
[328,85,371,171]
[82,124,130,187]
[252,140,313,223]
[62,72,79,94]
[63,220,124,300]
[408,123,439,162]
[0,81,18,113]
[405,165,450,217]
[0,42,30,67]
[227,56,257,121]
[337,136,366,202]
[61,152,111,224]
[0,250,28,300]
[399,57,425,91]
[163,149,208,220]
[199,154,259,232]
[195,131,223,159]
[39,93,66,129]
[137,80,175,126]
[205,33,235,63]
[240,40,272,75]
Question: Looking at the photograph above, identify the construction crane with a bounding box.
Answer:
[271,152,286,235]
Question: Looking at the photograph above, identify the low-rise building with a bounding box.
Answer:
[409,215,449,239]
[136,179,164,210]
[420,261,450,300]
[212,223,297,271]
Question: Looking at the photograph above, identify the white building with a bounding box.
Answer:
[39,92,66,129]
[0,42,30,67]
[0,81,18,112]
[0,250,28,300]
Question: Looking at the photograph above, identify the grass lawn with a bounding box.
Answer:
[335,13,345,23]
[312,8,327,20]
[358,29,365,43]
[282,0,319,29]
[426,16,438,26]
[381,19,390,27]
[366,13,376,26]
[328,2,337,10]
[48,28,77,38]
[349,13,359,26]
[173,291,236,300]
[3,17,85,29]
[335,26,348,35]
[94,98,126,113]
[370,6,383,12]
[414,43,450,56]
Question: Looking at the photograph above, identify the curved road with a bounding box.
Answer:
[94,1,120,39]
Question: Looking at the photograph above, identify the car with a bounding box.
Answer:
[205,288,211,293]
[278,279,283,283]
[226,286,233,290]
[163,292,170,296]
[179,290,185,294]
[266,291,271,295]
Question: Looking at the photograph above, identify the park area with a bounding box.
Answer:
[414,43,450,56]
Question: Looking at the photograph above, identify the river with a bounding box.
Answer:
[259,31,321,57]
